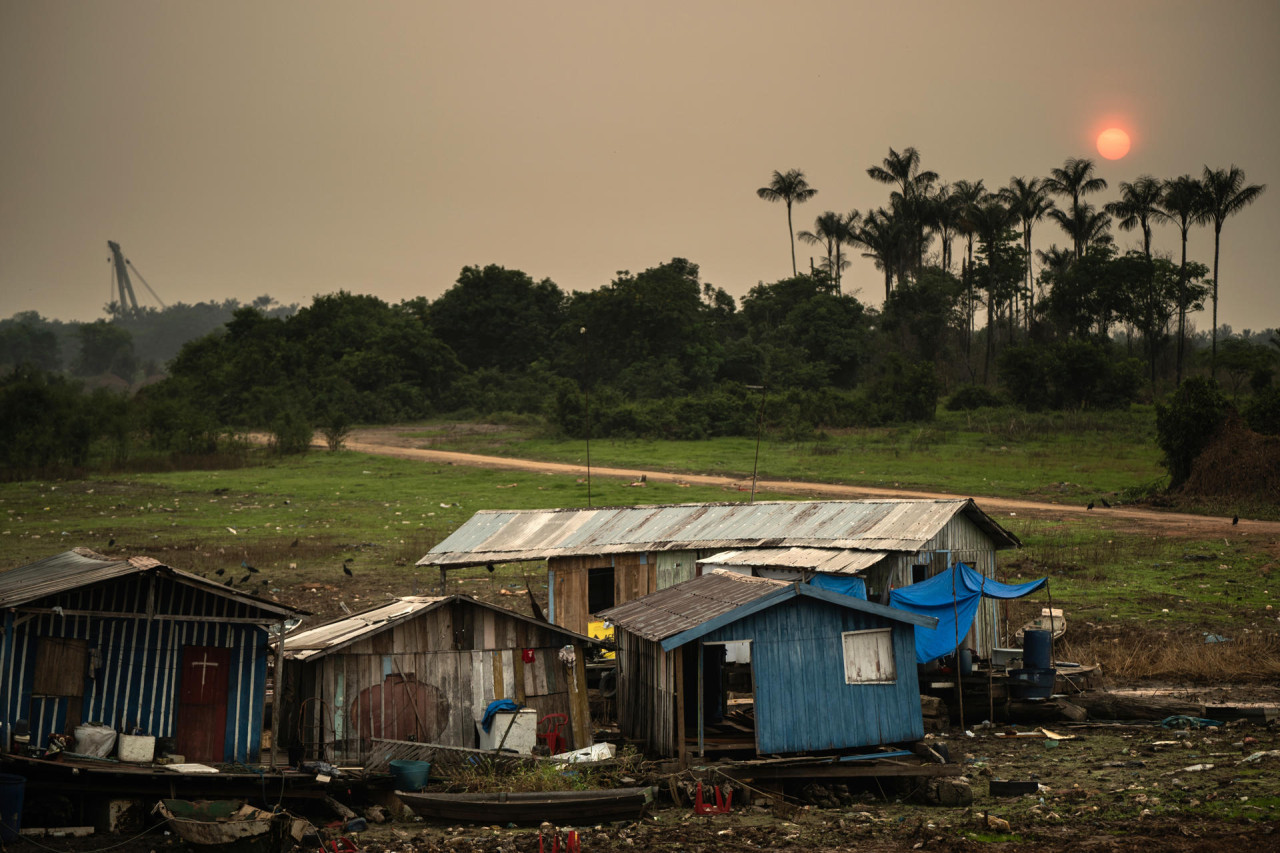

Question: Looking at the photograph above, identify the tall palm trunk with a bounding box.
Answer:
[786,202,797,277]
[1176,232,1188,385]
[1211,224,1222,377]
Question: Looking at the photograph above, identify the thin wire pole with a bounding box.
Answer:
[748,386,766,504]
[952,564,964,732]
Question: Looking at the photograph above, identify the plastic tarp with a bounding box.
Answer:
[808,574,867,600]
[889,562,1047,664]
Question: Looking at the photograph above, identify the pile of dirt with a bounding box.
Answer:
[1182,415,1280,502]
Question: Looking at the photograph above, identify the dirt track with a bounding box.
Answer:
[340,428,1280,541]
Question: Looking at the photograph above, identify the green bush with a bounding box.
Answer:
[1155,377,1231,488]
[946,384,1004,411]
[1244,386,1280,437]
[269,409,313,455]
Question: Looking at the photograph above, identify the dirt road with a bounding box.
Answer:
[340,428,1280,541]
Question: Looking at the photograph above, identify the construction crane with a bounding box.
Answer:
[107,241,166,317]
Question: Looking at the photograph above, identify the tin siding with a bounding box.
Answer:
[699,597,922,754]
[0,575,269,763]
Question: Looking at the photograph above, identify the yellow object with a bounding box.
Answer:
[587,620,616,660]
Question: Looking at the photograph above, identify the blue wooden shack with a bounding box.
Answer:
[0,549,305,764]
[600,570,937,762]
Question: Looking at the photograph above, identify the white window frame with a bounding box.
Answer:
[842,628,896,684]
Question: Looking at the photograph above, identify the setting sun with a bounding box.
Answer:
[1097,127,1131,160]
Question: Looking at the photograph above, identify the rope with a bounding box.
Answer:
[0,818,167,853]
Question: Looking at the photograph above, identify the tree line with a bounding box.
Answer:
[0,150,1276,481]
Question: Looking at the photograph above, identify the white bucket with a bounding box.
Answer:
[117,734,155,763]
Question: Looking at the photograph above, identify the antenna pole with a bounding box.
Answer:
[748,385,766,503]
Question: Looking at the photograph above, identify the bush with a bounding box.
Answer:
[1244,386,1280,437]
[1154,377,1231,488]
[269,409,313,455]
[998,340,1142,412]
[946,384,1004,411]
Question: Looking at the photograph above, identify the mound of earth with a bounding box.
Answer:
[1182,414,1280,502]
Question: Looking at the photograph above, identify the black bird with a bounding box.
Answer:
[260,578,269,587]
[1233,514,1240,525]
[223,578,233,586]
[290,538,299,548]
[108,538,115,547]
[242,560,258,573]
[1100,497,1111,508]
[240,573,251,584]
[215,568,225,576]
[1087,501,1095,510]
[343,564,354,578]
[486,563,496,573]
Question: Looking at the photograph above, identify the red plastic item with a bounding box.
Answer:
[538,712,569,756]
[693,781,733,815]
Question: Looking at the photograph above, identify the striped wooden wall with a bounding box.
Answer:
[549,553,656,635]
[615,631,678,757]
[290,600,589,763]
[0,574,271,763]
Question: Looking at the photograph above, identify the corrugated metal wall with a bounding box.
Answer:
[698,596,923,754]
[0,574,269,762]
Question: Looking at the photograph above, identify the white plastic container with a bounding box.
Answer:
[73,725,117,758]
[116,734,155,763]
[475,709,537,754]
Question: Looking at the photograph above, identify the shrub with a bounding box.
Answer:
[1154,377,1231,488]
[947,384,1004,411]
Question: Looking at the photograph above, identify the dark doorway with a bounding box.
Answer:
[587,567,614,614]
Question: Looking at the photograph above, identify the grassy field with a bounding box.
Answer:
[408,405,1166,505]
[1,441,1275,681]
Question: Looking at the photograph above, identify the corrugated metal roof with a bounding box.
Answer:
[0,548,306,618]
[281,594,599,661]
[599,570,788,642]
[698,547,888,575]
[419,499,1020,568]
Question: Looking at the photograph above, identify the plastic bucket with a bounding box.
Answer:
[389,759,431,791]
[0,774,24,842]
[1023,629,1052,670]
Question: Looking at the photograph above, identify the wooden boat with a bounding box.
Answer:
[397,786,655,825]
[1014,608,1066,642]
[154,800,296,853]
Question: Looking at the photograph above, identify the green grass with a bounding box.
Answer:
[406,405,1164,505]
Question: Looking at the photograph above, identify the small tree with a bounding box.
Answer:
[1154,377,1231,488]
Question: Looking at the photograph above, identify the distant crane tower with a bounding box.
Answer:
[106,240,166,317]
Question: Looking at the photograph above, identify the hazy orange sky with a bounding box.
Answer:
[2,1,1277,333]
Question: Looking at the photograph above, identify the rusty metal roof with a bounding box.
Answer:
[0,547,307,618]
[600,568,935,645]
[599,570,789,642]
[697,547,889,575]
[419,499,1019,568]
[281,594,599,660]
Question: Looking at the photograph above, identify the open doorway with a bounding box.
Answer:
[684,641,756,756]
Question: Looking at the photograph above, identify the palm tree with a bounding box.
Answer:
[1154,175,1206,384]
[1199,165,1267,374]
[868,147,938,277]
[757,169,819,277]
[968,198,1017,381]
[927,183,959,273]
[850,208,904,301]
[1044,158,1108,258]
[1106,176,1164,257]
[798,211,852,287]
[951,179,987,356]
[1048,202,1112,258]
[999,176,1055,330]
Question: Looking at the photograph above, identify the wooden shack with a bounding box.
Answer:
[0,548,304,764]
[600,570,937,762]
[277,595,597,763]
[420,499,1020,656]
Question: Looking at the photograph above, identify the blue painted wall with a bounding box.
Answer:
[698,596,923,754]
[0,573,269,763]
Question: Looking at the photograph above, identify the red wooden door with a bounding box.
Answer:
[176,646,230,763]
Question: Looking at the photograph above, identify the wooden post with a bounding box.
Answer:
[675,646,687,769]
[270,625,283,769]
[697,643,705,759]
[567,647,591,750]
[952,565,964,731]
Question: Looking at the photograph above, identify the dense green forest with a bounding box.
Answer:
[1,153,1276,486]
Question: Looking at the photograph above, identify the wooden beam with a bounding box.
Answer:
[567,648,591,750]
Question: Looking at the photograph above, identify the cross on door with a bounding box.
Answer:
[191,651,220,688]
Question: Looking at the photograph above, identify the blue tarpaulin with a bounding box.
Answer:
[889,562,1047,664]
[808,574,867,600]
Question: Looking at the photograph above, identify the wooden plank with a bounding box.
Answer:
[675,645,686,768]
[492,651,505,700]
[567,647,591,751]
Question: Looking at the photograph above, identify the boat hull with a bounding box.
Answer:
[155,800,292,853]
[397,786,655,825]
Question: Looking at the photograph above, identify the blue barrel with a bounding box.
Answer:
[1023,629,1052,670]
[389,759,431,791]
[0,774,24,842]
